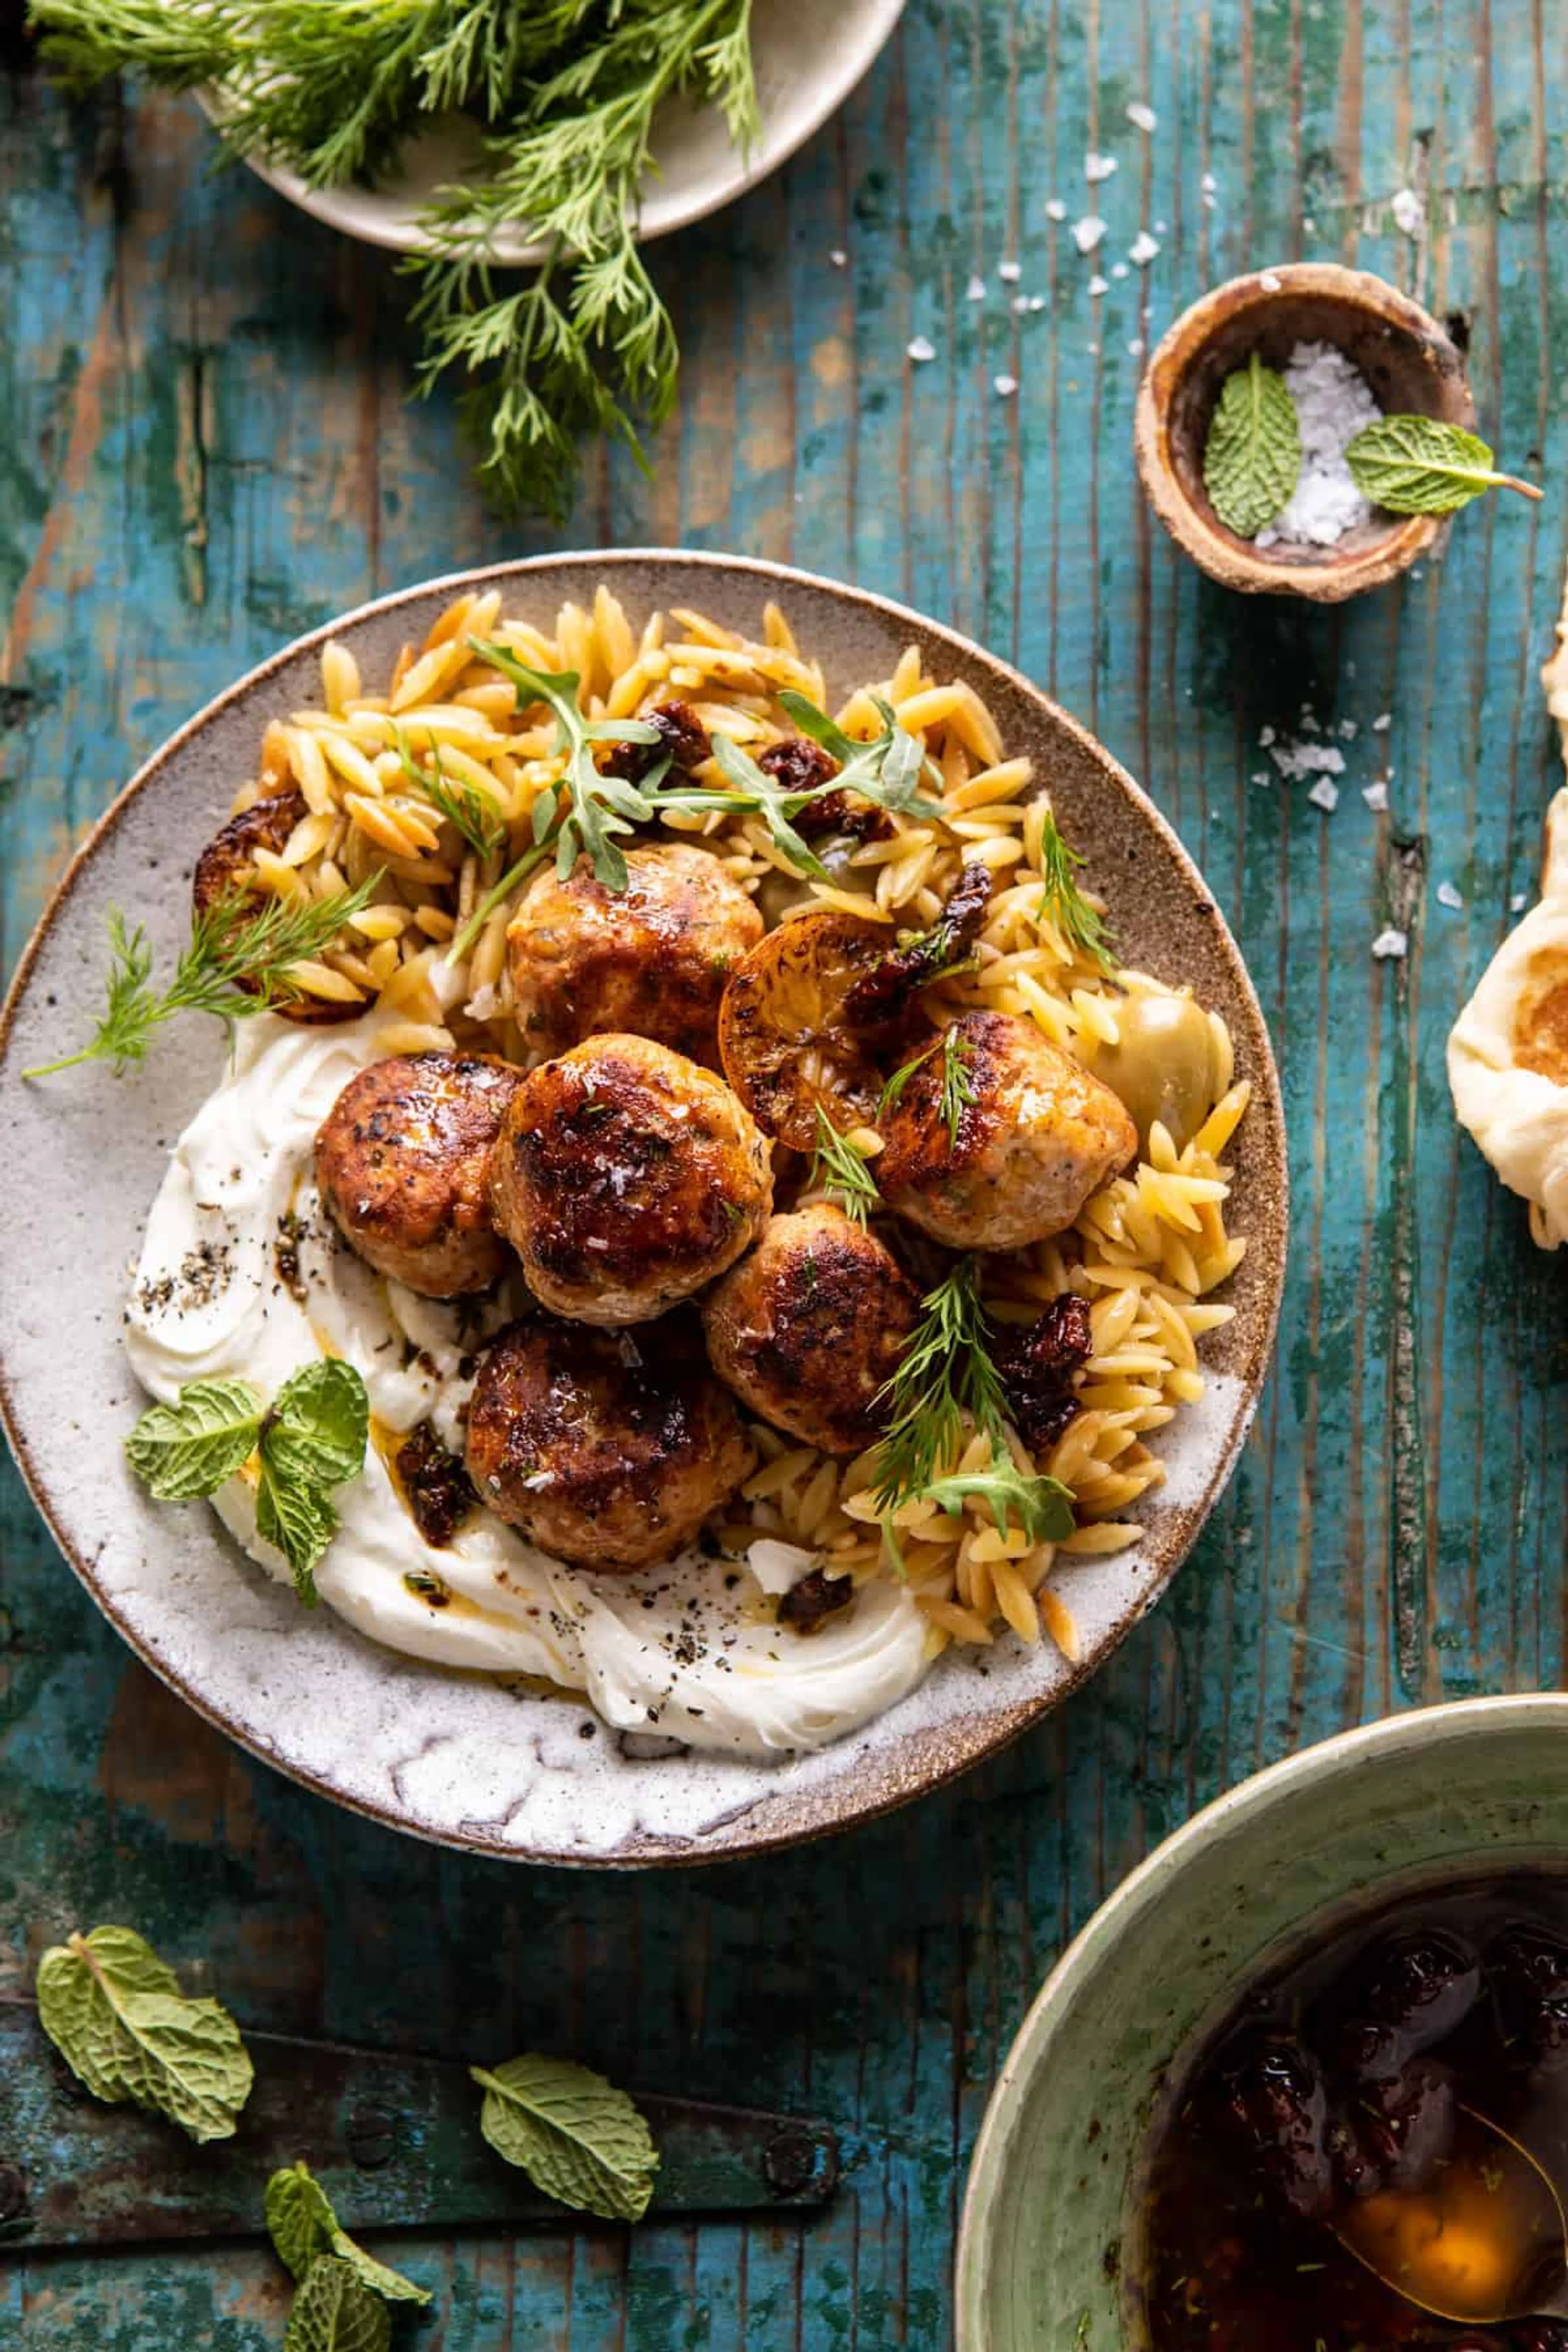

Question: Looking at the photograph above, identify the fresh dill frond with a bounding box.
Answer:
[869,1254,1075,1551]
[25,876,380,1078]
[875,1024,978,1147]
[808,1107,881,1229]
[878,1038,939,1118]
[30,0,762,520]
[938,1022,978,1146]
[1036,807,1116,971]
[393,722,507,859]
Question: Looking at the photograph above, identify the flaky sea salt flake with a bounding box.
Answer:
[1072,215,1107,255]
[1307,778,1340,811]
[1127,338,1145,357]
[1363,782,1389,811]
[1437,880,1466,911]
[1372,712,1392,732]
[907,336,936,363]
[829,248,847,268]
[1088,274,1109,297]
[1391,187,1424,236]
[1127,102,1157,133]
[1086,151,1118,183]
[965,274,987,302]
[1129,230,1161,266]
[998,258,1022,283]
[1512,891,1530,913]
[1045,198,1068,223]
[993,373,1019,399]
[1371,928,1409,960]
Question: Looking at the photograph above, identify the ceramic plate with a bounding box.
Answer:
[0,552,1287,1866]
[208,0,906,266]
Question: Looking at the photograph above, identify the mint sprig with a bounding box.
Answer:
[125,1359,370,1603]
[266,2160,430,2306]
[282,2254,390,2352]
[1203,351,1302,538]
[35,1924,254,2144]
[1345,413,1544,514]
[472,2052,660,2223]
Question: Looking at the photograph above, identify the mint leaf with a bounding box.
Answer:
[1202,352,1301,537]
[471,2054,659,2223]
[1345,413,1544,514]
[265,2161,431,2305]
[266,1359,370,1490]
[36,1925,253,2143]
[256,1466,337,1605]
[124,1378,263,1499]
[283,2256,390,2352]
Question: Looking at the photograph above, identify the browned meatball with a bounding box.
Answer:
[507,842,764,1064]
[192,792,355,1027]
[315,1051,523,1297]
[702,1205,919,1454]
[878,1010,1137,1250]
[489,1035,773,1325]
[465,1312,751,1570]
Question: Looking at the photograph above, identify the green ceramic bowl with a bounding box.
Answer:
[955,1695,1568,2350]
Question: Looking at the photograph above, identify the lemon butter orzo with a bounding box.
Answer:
[116,583,1250,1749]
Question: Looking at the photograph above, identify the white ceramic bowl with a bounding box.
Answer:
[0,551,1286,1867]
[207,0,906,265]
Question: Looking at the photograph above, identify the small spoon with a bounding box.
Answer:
[1335,2103,1568,2324]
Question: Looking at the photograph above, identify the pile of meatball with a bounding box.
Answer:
[291,713,1163,1590]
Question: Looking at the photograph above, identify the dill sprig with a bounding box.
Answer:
[1036,808,1116,972]
[24,877,379,1078]
[808,1107,881,1229]
[878,1023,979,1146]
[29,0,762,520]
[392,722,506,859]
[871,1256,1076,1557]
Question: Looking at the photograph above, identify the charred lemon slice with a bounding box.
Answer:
[718,911,892,1148]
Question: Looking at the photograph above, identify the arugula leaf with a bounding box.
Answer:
[265,2161,430,2305]
[1202,352,1301,537]
[472,2053,660,2223]
[776,689,944,818]
[709,732,831,879]
[124,1378,263,1500]
[36,1925,253,2144]
[283,2254,391,2352]
[921,1462,1076,1545]
[466,639,664,893]
[1345,413,1544,514]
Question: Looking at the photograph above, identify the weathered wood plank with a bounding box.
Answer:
[2,1,1567,2341]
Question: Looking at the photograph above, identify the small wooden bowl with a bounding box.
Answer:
[1134,262,1476,602]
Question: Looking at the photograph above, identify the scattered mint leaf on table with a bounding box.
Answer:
[1202,351,1302,538]
[282,2254,391,2352]
[35,1925,253,2143]
[123,1376,265,1500]
[472,2052,660,2223]
[1345,413,1544,513]
[124,1360,370,1604]
[265,2161,431,2305]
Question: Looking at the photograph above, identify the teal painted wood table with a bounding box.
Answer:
[2,4,1566,2342]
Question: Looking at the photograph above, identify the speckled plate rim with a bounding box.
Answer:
[951,1694,1568,2348]
[0,550,1287,1867]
